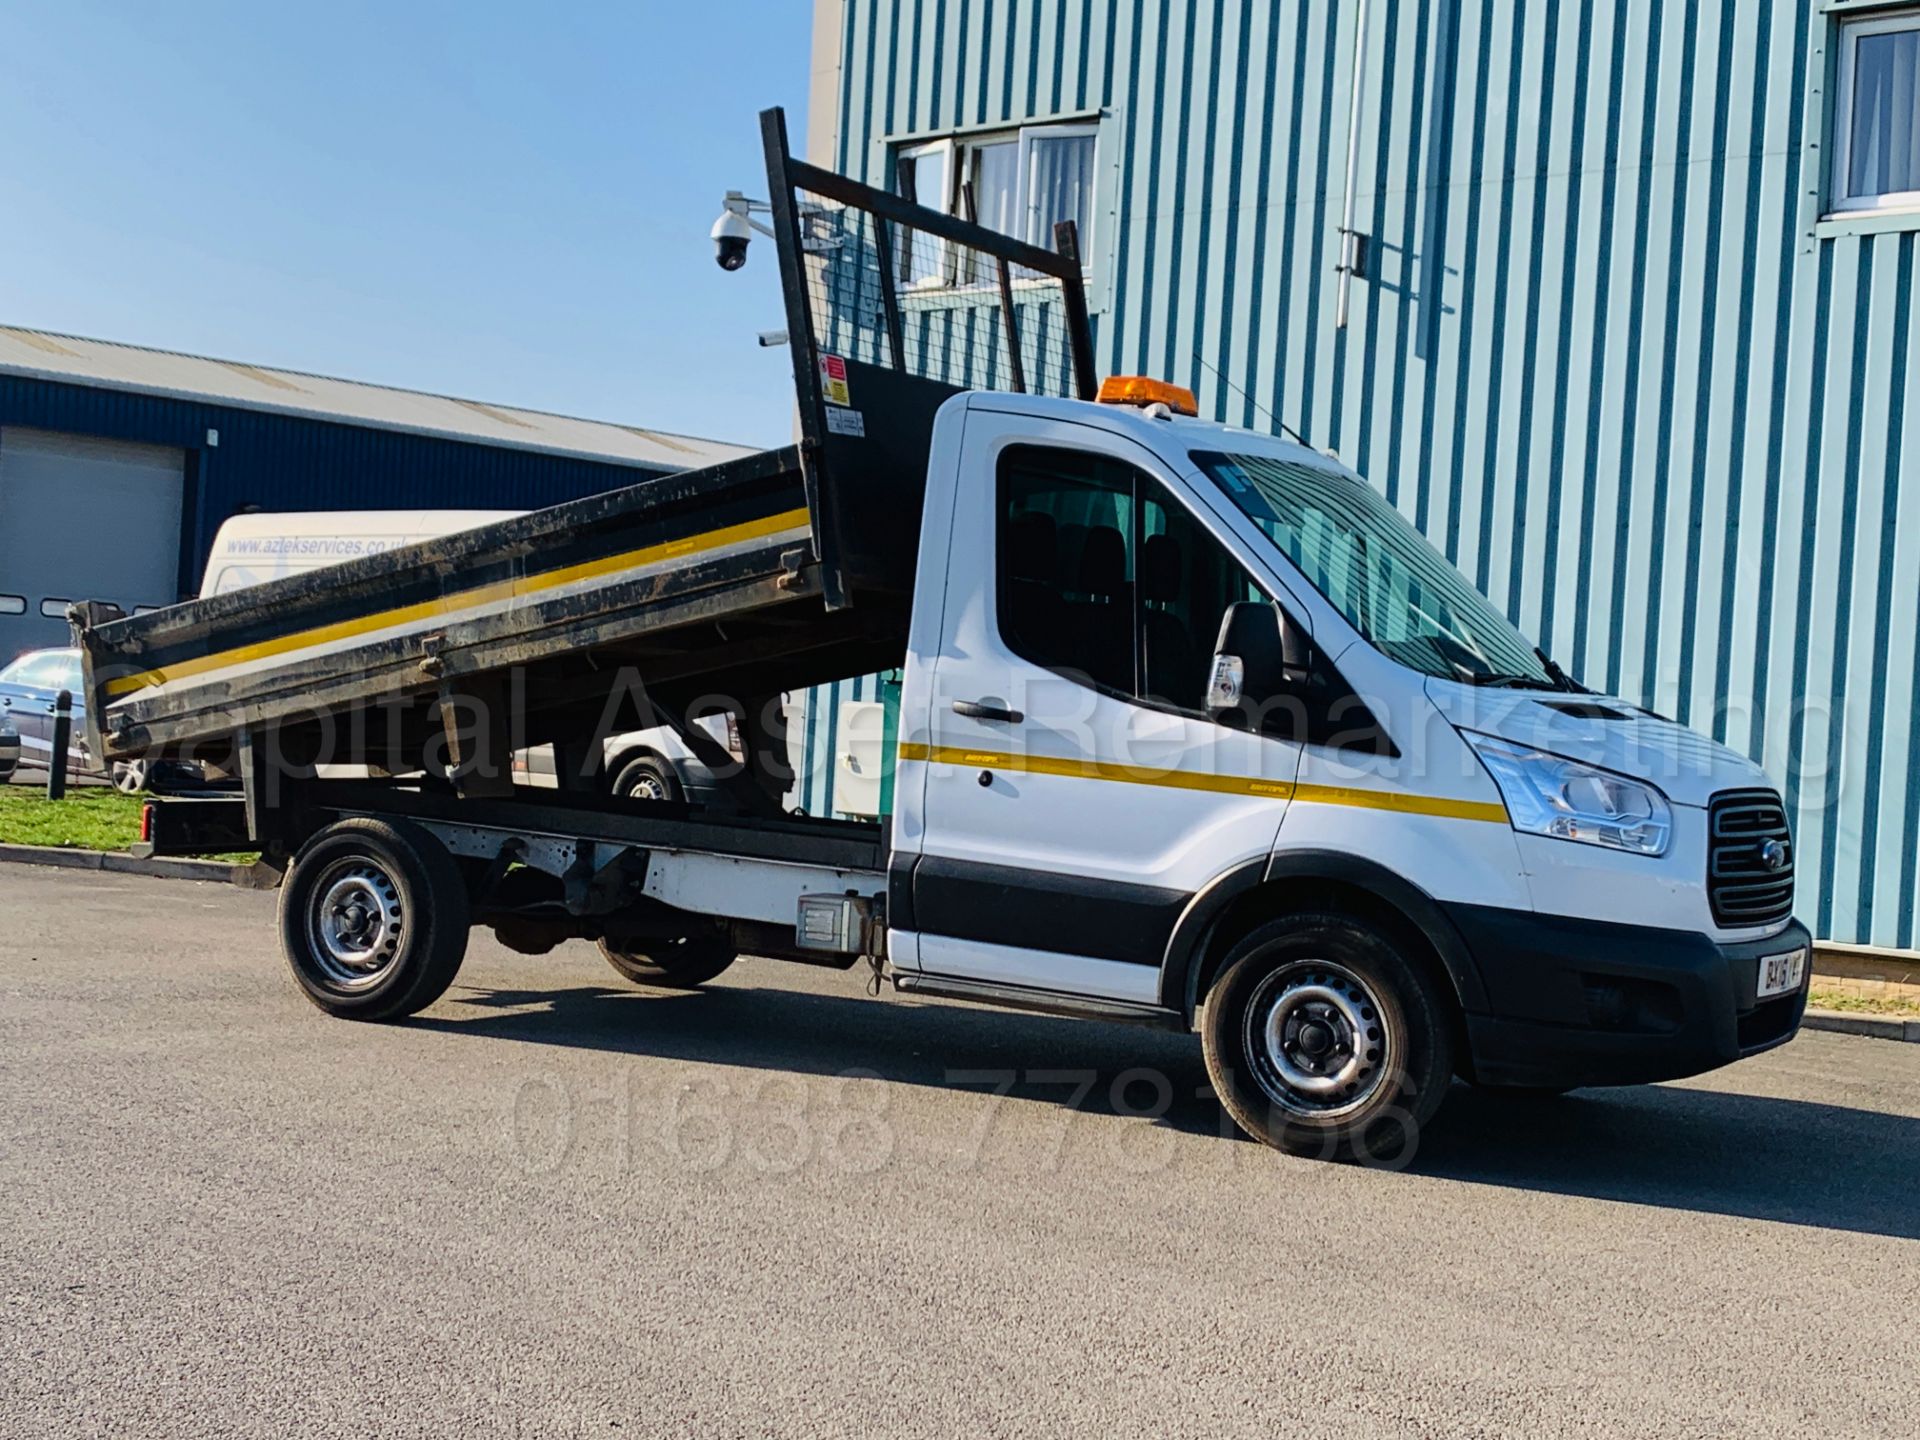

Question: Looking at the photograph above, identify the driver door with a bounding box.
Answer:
[903,414,1305,1004]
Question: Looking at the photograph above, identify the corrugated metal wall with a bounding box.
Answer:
[789,670,899,817]
[824,0,1919,950]
[0,375,687,596]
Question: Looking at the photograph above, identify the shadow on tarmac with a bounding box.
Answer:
[418,971,1920,1240]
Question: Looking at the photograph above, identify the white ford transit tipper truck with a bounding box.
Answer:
[75,109,1806,1161]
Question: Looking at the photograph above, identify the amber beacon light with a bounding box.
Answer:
[1095,375,1199,416]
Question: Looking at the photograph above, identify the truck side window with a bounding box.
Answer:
[996,445,1261,714]
[998,446,1138,696]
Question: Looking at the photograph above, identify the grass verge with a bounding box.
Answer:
[0,784,255,862]
[0,784,146,850]
[1808,987,1920,1019]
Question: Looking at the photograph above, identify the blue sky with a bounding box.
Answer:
[0,1,815,448]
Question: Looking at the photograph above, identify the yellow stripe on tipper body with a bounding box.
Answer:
[896,741,1506,823]
[104,507,813,699]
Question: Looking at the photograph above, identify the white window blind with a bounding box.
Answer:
[1833,14,1920,214]
[1023,128,1097,254]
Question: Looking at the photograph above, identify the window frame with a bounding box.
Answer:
[1829,9,1920,217]
[894,138,956,289]
[962,134,1021,232]
[891,121,1101,291]
[1016,122,1100,256]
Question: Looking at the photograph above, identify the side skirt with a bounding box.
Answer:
[892,971,1187,1032]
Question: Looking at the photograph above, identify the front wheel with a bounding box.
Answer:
[277,817,471,1020]
[1201,913,1454,1163]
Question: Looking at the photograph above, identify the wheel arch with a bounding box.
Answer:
[605,741,668,771]
[604,743,685,790]
[1161,851,1489,1027]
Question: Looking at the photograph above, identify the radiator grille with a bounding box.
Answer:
[1707,790,1795,929]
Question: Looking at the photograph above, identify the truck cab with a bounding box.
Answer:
[877,384,1807,1156]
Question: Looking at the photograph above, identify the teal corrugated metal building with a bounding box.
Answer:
[802,0,1919,953]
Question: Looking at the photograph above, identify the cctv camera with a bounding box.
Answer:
[712,209,752,271]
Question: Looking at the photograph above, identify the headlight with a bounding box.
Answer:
[1462,732,1671,856]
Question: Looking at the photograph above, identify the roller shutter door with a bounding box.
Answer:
[0,427,185,658]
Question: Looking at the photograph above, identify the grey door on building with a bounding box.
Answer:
[0,427,186,660]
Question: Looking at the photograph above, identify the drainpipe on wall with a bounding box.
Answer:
[1335,0,1372,330]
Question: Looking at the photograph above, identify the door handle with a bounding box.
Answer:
[952,700,1023,724]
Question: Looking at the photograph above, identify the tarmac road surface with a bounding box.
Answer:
[2,866,1915,1438]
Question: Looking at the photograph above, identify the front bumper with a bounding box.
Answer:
[1445,904,1812,1088]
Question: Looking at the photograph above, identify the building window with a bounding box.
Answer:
[1831,11,1920,215]
[894,123,1098,286]
[895,140,953,286]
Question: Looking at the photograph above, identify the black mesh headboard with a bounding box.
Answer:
[758,106,1098,603]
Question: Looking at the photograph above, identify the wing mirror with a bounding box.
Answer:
[1206,601,1312,726]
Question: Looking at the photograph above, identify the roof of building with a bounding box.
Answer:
[0,324,754,472]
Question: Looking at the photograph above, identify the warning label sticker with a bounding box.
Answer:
[820,354,851,407]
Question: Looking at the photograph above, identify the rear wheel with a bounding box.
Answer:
[1201,913,1454,1164]
[598,932,737,989]
[277,817,470,1020]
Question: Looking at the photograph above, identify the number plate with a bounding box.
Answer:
[1757,947,1807,1000]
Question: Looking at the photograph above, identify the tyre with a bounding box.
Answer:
[277,817,471,1020]
[144,760,205,796]
[609,752,684,804]
[598,932,737,989]
[1200,912,1454,1164]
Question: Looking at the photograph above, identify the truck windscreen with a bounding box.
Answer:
[1192,451,1555,688]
